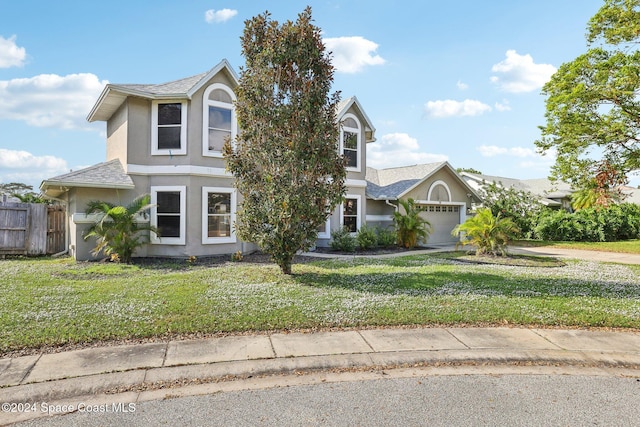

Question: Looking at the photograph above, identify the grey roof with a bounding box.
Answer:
[461,172,573,206]
[88,59,238,123]
[41,159,134,190]
[364,161,480,201]
[367,163,445,187]
[115,72,208,97]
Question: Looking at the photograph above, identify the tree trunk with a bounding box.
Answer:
[278,257,293,275]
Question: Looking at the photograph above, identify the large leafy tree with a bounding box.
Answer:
[224,7,345,274]
[536,0,640,190]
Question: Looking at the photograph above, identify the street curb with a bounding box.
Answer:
[3,348,639,405]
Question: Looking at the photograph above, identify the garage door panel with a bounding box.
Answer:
[418,205,460,245]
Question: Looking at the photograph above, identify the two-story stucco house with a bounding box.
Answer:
[40,59,383,260]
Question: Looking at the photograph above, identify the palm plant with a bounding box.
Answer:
[393,198,432,248]
[452,208,519,256]
[84,194,157,263]
[571,188,598,211]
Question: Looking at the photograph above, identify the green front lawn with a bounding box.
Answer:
[1,254,639,355]
[514,239,640,254]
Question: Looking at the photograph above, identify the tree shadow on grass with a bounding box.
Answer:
[293,259,640,299]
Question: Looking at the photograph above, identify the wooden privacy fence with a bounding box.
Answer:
[0,203,66,256]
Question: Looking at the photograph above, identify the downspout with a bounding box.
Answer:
[385,199,398,212]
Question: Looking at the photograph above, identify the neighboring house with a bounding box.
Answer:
[460,172,574,210]
[366,162,481,244]
[40,59,378,260]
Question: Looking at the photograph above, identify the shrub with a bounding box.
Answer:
[330,227,357,252]
[534,203,640,242]
[375,226,397,248]
[356,224,378,250]
[84,194,157,263]
[452,208,519,256]
[393,198,431,248]
[480,182,544,238]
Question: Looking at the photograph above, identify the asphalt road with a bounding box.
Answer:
[17,374,640,426]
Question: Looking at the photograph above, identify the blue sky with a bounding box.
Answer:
[2,0,628,190]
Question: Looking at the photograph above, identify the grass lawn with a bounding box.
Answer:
[513,239,640,254]
[1,253,639,356]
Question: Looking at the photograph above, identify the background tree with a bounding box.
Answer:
[84,195,157,263]
[536,0,640,190]
[224,7,345,274]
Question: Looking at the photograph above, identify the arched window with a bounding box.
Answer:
[340,114,361,171]
[203,84,236,157]
[427,181,452,202]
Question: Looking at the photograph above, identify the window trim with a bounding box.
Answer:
[202,83,237,158]
[150,186,186,245]
[202,186,237,244]
[340,194,362,234]
[317,217,331,239]
[151,101,188,156]
[339,113,361,172]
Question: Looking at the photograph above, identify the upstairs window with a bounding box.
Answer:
[151,101,187,155]
[340,114,361,172]
[203,84,236,157]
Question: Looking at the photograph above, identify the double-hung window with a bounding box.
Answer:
[151,101,187,155]
[340,114,361,172]
[341,195,361,233]
[151,186,186,245]
[203,84,236,157]
[202,187,236,244]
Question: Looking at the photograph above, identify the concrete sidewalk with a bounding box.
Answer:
[304,243,640,265]
[509,245,640,265]
[2,327,639,424]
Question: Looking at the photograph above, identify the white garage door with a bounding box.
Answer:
[418,205,460,245]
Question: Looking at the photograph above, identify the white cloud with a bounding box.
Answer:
[478,144,556,172]
[367,133,448,169]
[0,35,26,68]
[456,80,468,90]
[490,50,556,93]
[425,99,492,118]
[494,99,511,112]
[478,144,539,158]
[0,149,69,187]
[324,36,385,73]
[0,73,107,129]
[204,8,237,23]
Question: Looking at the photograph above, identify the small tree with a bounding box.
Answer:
[393,198,431,249]
[452,208,520,256]
[84,195,157,263]
[224,7,345,274]
[480,181,544,238]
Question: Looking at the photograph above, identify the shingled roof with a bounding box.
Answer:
[365,162,481,201]
[40,159,134,197]
[460,171,574,206]
[87,59,238,123]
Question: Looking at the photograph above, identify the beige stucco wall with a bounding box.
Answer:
[402,167,474,210]
[119,72,236,170]
[67,187,139,261]
[106,102,128,164]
